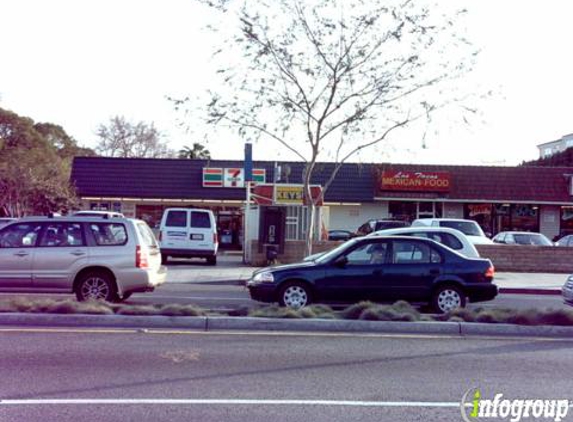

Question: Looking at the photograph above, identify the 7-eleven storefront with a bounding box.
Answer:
[82,167,266,250]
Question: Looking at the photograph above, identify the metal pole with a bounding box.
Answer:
[243,143,253,264]
[243,180,251,264]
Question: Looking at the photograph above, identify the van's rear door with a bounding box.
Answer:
[189,211,215,252]
[162,210,189,249]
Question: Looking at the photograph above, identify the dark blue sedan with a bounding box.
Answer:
[247,236,497,313]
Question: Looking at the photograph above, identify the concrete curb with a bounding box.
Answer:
[1,313,573,338]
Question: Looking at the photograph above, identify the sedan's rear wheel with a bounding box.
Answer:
[279,282,311,309]
[75,271,117,302]
[432,285,466,313]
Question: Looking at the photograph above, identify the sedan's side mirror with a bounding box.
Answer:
[334,256,348,268]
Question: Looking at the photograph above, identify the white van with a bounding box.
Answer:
[158,208,218,265]
[411,218,493,245]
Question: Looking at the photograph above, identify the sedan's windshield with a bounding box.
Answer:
[440,221,483,237]
[314,238,361,264]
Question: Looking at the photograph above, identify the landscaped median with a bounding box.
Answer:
[0,298,573,338]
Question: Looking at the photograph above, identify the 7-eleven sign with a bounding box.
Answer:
[203,167,266,188]
[224,168,244,187]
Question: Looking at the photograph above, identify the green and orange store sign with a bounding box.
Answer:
[202,168,266,188]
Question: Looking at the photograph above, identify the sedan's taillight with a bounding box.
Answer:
[484,265,495,279]
[136,245,149,269]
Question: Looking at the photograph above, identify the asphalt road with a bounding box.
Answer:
[127,284,569,312]
[0,328,571,422]
[0,283,567,312]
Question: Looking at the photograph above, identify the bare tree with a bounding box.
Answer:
[175,0,480,254]
[96,116,173,158]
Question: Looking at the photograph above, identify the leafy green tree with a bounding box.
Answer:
[0,108,81,217]
[178,143,211,159]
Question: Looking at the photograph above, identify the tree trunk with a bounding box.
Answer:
[303,161,317,256]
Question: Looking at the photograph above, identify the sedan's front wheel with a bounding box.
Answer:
[279,282,312,309]
[432,285,466,313]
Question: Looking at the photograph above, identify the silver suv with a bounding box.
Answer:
[0,215,166,301]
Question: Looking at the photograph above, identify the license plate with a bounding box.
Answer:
[190,234,204,241]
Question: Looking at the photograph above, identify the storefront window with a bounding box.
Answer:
[560,207,573,236]
[388,201,444,221]
[510,205,539,232]
[465,204,493,236]
[418,202,443,219]
[388,202,416,222]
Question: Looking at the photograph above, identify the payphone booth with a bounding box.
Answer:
[258,206,286,262]
[245,183,324,265]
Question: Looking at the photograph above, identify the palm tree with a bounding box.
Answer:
[178,143,211,159]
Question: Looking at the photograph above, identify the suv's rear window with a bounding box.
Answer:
[89,223,128,246]
[165,211,187,227]
[136,221,158,247]
[191,211,211,228]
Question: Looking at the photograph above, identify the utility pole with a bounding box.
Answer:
[243,142,253,264]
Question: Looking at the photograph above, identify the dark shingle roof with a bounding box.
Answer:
[376,163,573,203]
[70,157,375,202]
[71,157,573,204]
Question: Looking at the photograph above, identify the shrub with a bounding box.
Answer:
[339,301,377,320]
[248,305,302,319]
[536,309,573,326]
[115,305,161,316]
[157,304,205,317]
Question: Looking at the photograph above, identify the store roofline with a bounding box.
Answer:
[374,197,573,206]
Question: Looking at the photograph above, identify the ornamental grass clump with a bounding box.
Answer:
[156,304,206,317]
[248,305,302,319]
[297,304,336,319]
[114,305,162,316]
[534,309,573,326]
[340,300,422,322]
[0,298,113,315]
[339,301,377,320]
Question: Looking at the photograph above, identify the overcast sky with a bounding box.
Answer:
[1,0,572,165]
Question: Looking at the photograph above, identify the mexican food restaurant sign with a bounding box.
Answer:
[381,170,451,192]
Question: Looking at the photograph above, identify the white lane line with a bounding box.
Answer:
[0,399,461,407]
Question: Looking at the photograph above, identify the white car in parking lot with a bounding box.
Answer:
[369,226,480,258]
[411,218,493,245]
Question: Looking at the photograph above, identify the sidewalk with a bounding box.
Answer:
[494,272,565,295]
